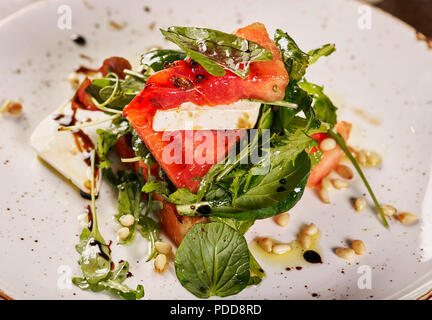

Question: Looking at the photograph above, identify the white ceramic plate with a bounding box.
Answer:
[0,0,431,300]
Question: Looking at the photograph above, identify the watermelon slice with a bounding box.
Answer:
[307,121,352,187]
[123,23,289,193]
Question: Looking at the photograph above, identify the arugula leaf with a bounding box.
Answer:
[274,29,335,81]
[75,227,111,284]
[141,180,169,195]
[271,81,322,133]
[299,81,338,127]
[175,222,250,298]
[328,130,389,227]
[308,43,336,65]
[87,74,145,109]
[274,29,310,81]
[96,116,130,169]
[165,187,198,205]
[161,26,273,78]
[72,261,144,300]
[137,216,161,261]
[115,179,145,244]
[73,153,143,300]
[131,130,154,162]
[141,49,186,72]
[177,152,311,220]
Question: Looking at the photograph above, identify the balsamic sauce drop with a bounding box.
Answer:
[303,250,323,264]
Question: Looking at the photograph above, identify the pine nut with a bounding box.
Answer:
[274,213,290,227]
[335,248,355,261]
[356,150,367,167]
[258,237,273,253]
[354,197,366,212]
[332,179,349,190]
[117,227,130,241]
[397,212,418,225]
[335,165,354,180]
[318,188,330,204]
[320,138,336,151]
[155,241,172,256]
[1,100,22,115]
[272,243,292,255]
[154,254,168,273]
[366,151,382,167]
[382,205,397,217]
[351,240,366,255]
[321,176,333,190]
[298,233,311,249]
[303,223,318,236]
[119,214,135,227]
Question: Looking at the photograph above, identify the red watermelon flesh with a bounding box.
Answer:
[123,23,289,193]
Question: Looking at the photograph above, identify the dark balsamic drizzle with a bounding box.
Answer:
[72,34,86,46]
[75,66,99,75]
[303,250,323,264]
[89,239,110,261]
[53,99,100,196]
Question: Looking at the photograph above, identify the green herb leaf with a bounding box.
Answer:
[274,29,335,81]
[96,116,130,169]
[141,49,187,72]
[327,130,389,228]
[161,26,273,78]
[299,81,338,128]
[209,217,255,236]
[87,74,145,109]
[115,179,145,244]
[72,261,144,300]
[165,188,198,205]
[307,43,336,65]
[141,180,169,195]
[137,216,161,261]
[274,29,310,81]
[75,228,112,284]
[175,222,250,298]
[248,253,265,285]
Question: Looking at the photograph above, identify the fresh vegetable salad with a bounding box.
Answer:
[31,22,390,299]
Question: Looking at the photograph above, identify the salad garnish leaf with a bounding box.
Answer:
[72,152,144,299]
[327,130,389,228]
[274,29,310,81]
[274,29,335,81]
[175,222,250,298]
[137,216,161,262]
[96,116,131,169]
[72,261,144,300]
[115,178,145,244]
[160,26,273,78]
[141,49,186,72]
[307,43,336,65]
[209,217,265,286]
[299,81,338,127]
